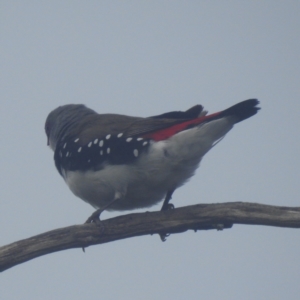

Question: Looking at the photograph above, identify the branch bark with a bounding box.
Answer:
[1,202,300,272]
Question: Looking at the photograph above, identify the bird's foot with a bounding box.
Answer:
[82,208,106,252]
[159,203,175,241]
[159,232,170,242]
[161,203,175,211]
[85,197,120,224]
[85,208,105,224]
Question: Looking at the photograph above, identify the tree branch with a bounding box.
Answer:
[1,202,300,272]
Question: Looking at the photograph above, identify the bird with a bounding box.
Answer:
[45,99,260,223]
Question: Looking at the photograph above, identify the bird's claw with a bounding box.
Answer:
[159,202,174,240]
[161,203,175,211]
[85,209,104,224]
[159,233,170,242]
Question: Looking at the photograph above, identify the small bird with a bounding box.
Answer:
[45,99,260,223]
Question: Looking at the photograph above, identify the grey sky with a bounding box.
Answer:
[1,1,300,299]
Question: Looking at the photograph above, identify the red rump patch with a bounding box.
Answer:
[142,112,220,141]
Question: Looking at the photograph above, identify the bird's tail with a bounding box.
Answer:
[216,99,260,124]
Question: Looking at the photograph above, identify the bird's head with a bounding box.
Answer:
[45,104,96,151]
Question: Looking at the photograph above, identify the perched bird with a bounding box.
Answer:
[45,99,260,223]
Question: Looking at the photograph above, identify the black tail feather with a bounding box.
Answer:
[219,99,260,123]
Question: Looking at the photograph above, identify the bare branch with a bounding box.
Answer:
[1,202,300,272]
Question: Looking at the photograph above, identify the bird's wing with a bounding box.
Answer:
[67,105,205,145]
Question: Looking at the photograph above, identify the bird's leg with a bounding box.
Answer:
[161,189,175,211]
[82,197,121,252]
[85,197,120,224]
[159,189,175,241]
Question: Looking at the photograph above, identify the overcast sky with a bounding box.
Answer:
[1,1,300,299]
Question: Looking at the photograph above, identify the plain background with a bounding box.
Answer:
[1,1,299,299]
